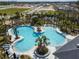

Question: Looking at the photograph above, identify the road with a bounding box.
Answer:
[26,6,43,14]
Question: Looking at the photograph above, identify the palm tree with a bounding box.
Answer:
[0,48,9,59]
[0,13,2,20]
[35,35,50,55]
[3,13,7,25]
[0,24,6,35]
[0,36,6,46]
[15,11,20,20]
[13,26,19,39]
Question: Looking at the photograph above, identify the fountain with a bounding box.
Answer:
[34,27,44,34]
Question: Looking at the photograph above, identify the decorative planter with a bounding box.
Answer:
[34,49,50,58]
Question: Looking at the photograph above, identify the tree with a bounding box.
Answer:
[0,48,9,59]
[15,11,20,19]
[76,1,79,9]
[0,24,6,34]
[0,36,6,46]
[13,26,19,39]
[35,35,50,55]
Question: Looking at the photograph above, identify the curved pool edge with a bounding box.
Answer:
[7,27,36,55]
[54,27,68,47]
[11,36,24,46]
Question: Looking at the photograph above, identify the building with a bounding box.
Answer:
[53,36,79,59]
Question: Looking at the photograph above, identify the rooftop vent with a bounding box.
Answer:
[76,44,79,48]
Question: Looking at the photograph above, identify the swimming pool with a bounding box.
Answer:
[13,26,65,52]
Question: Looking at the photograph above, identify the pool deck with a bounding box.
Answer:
[7,27,79,59]
[8,28,16,42]
[65,34,79,40]
[11,46,56,59]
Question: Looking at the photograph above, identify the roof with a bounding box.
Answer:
[53,36,79,55]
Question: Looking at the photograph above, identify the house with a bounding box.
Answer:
[53,36,79,59]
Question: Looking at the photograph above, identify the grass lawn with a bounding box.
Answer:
[0,8,31,15]
[38,10,65,15]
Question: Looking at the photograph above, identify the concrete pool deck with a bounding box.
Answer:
[65,34,79,40]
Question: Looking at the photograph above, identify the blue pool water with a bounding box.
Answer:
[14,26,65,52]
